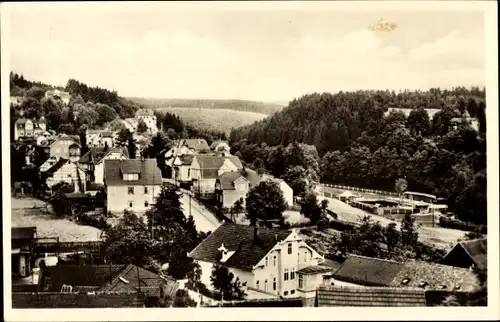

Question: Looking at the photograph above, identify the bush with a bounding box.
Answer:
[328,219,356,232]
[438,216,487,234]
[317,217,330,231]
[76,212,111,230]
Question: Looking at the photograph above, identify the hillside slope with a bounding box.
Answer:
[155,107,267,136]
[128,97,284,115]
[229,87,487,225]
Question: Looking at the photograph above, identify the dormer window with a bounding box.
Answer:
[401,278,411,285]
[123,173,139,181]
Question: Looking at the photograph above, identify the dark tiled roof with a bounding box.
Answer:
[390,260,480,292]
[297,265,334,275]
[104,159,162,186]
[322,258,344,271]
[459,238,487,270]
[99,264,162,294]
[189,222,291,271]
[194,155,227,169]
[79,147,128,164]
[180,154,195,165]
[45,158,70,176]
[12,227,36,240]
[42,265,126,292]
[317,286,427,307]
[182,139,210,152]
[333,255,404,286]
[201,168,220,179]
[217,171,248,190]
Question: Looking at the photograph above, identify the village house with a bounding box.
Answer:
[190,155,243,196]
[11,227,37,278]
[45,89,71,105]
[214,168,261,209]
[215,170,294,209]
[104,159,163,214]
[331,255,480,292]
[45,158,87,193]
[10,96,25,106]
[14,116,47,140]
[171,154,195,184]
[36,131,53,146]
[40,134,81,161]
[210,140,231,153]
[188,223,325,299]
[440,238,487,270]
[79,146,129,184]
[164,138,211,166]
[86,129,102,147]
[135,109,158,134]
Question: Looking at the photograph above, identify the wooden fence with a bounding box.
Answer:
[319,183,399,197]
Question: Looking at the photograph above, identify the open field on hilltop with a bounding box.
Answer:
[128,97,285,115]
[11,197,102,242]
[155,107,268,135]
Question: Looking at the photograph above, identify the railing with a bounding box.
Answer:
[319,183,399,197]
[35,241,103,254]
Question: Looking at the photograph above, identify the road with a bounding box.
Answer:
[179,192,221,233]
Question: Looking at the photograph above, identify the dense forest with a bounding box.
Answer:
[229,88,487,225]
[128,97,284,115]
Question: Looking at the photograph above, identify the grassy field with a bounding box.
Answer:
[11,197,102,242]
[155,107,268,135]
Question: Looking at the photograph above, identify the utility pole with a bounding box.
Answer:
[431,198,435,227]
[189,191,192,217]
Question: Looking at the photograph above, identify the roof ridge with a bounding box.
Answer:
[347,254,404,264]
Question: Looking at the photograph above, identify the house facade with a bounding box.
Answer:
[189,223,324,299]
[45,159,87,193]
[135,109,158,134]
[45,89,71,105]
[48,135,81,161]
[210,140,231,153]
[171,155,195,183]
[12,227,37,278]
[14,117,47,140]
[79,147,129,184]
[104,159,163,214]
[191,155,241,195]
[214,168,261,209]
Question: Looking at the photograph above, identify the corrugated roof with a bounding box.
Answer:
[104,159,163,186]
[12,227,36,240]
[317,286,427,307]
[459,238,487,270]
[189,222,291,271]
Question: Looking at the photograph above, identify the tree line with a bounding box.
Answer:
[229,88,487,225]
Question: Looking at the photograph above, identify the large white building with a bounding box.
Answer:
[103,159,163,214]
[135,109,158,134]
[189,223,332,299]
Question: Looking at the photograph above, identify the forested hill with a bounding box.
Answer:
[229,87,487,225]
[127,97,284,115]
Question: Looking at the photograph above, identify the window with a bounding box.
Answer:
[144,187,148,194]
[290,270,295,280]
[256,280,260,289]
[128,201,134,208]
[291,290,295,295]
[264,279,268,291]
[298,275,304,289]
[67,174,71,178]
[144,201,149,207]
[284,269,289,281]
[273,278,276,291]
[273,256,277,266]
[187,168,191,178]
[128,187,134,195]
[284,291,288,296]
[304,251,308,263]
[265,257,268,267]
[288,243,292,254]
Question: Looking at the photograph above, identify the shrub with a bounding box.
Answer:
[328,219,356,232]
[438,216,487,234]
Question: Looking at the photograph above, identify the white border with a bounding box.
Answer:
[2,1,499,321]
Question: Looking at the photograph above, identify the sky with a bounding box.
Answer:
[7,2,486,102]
